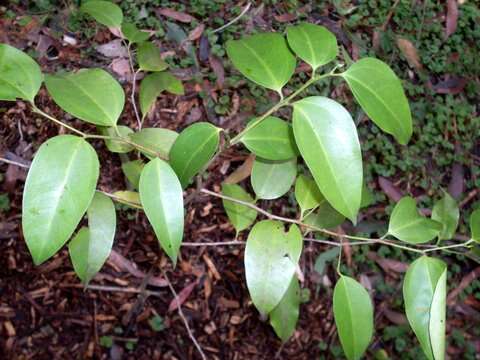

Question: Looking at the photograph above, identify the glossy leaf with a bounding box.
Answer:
[388,196,442,244]
[139,72,184,117]
[269,277,300,342]
[121,22,150,44]
[22,135,99,265]
[245,220,303,314]
[251,158,297,200]
[99,125,134,153]
[139,158,184,265]
[333,275,374,360]
[294,174,323,217]
[169,122,220,188]
[431,192,459,240]
[129,127,178,159]
[241,116,298,161]
[121,159,144,189]
[69,192,116,284]
[80,0,123,28]
[471,209,480,243]
[0,43,42,102]
[45,69,125,126]
[137,41,168,72]
[342,57,412,144]
[286,23,338,71]
[403,256,446,360]
[292,96,362,222]
[226,33,296,93]
[221,183,257,234]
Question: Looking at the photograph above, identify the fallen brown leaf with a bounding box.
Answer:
[396,37,422,70]
[446,0,458,39]
[224,154,255,184]
[157,8,195,23]
[168,281,197,312]
[378,177,403,202]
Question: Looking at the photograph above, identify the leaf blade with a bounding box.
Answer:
[80,0,123,28]
[431,192,459,240]
[137,42,168,72]
[269,277,301,342]
[139,72,184,117]
[251,158,297,200]
[221,183,257,234]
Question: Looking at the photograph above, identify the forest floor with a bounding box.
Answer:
[0,1,479,359]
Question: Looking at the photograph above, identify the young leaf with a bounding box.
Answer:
[241,116,298,161]
[0,44,42,102]
[139,72,184,117]
[286,23,338,71]
[245,220,303,314]
[121,22,150,44]
[80,0,123,28]
[471,209,480,243]
[294,174,323,217]
[431,192,459,240]
[403,256,447,360]
[388,196,442,243]
[269,277,301,342]
[333,275,374,360]
[342,58,412,145]
[169,122,220,188]
[221,183,257,234]
[45,69,125,127]
[68,192,116,284]
[303,200,345,230]
[226,33,296,93]
[99,125,134,153]
[121,159,144,189]
[251,157,297,200]
[129,127,178,159]
[137,42,168,72]
[139,158,184,265]
[22,135,99,265]
[292,96,362,223]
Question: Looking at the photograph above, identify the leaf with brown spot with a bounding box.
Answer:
[396,37,422,70]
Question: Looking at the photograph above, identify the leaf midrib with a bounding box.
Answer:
[238,40,280,90]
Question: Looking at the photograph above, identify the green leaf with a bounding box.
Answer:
[121,159,144,189]
[245,220,303,314]
[80,0,123,28]
[137,42,168,72]
[0,43,42,102]
[99,125,134,153]
[45,69,125,127]
[314,247,340,276]
[121,22,150,44]
[292,96,362,223]
[129,127,178,159]
[139,158,184,265]
[342,57,412,144]
[333,275,374,360]
[221,183,257,234]
[403,256,447,360]
[470,209,480,242]
[241,116,298,161]
[431,192,459,241]
[269,277,301,342]
[303,199,345,230]
[68,192,116,284]
[226,33,296,93]
[294,174,323,217]
[22,135,99,265]
[139,72,184,117]
[251,158,296,200]
[169,122,220,188]
[112,190,142,209]
[286,23,338,71]
[388,196,442,244]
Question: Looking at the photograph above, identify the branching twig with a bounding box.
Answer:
[211,2,252,34]
[162,271,207,360]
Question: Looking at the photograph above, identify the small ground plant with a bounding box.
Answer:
[1,1,479,359]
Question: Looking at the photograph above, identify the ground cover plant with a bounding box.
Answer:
[0,1,479,359]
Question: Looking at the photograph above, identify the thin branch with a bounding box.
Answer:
[182,240,245,247]
[211,2,251,34]
[162,271,207,360]
[0,157,29,168]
